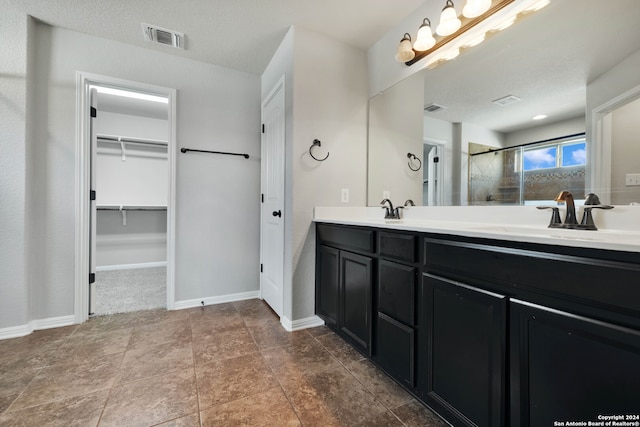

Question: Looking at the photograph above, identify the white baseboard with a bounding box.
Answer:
[96,261,167,272]
[0,315,76,341]
[173,290,260,310]
[280,315,325,332]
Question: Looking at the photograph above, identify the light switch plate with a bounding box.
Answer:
[341,188,349,203]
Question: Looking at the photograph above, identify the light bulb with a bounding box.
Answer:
[436,1,462,36]
[413,18,436,51]
[462,0,492,18]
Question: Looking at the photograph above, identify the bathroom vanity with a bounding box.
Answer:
[314,209,640,427]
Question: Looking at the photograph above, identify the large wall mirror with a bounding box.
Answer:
[368,0,640,207]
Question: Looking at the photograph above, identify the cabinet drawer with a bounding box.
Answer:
[317,224,374,254]
[378,260,416,326]
[424,237,640,323]
[379,231,417,263]
[377,312,415,388]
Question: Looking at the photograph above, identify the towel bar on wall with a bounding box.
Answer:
[180,148,249,159]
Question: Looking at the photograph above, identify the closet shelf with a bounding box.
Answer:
[97,204,167,211]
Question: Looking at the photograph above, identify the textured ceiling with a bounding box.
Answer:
[418,0,640,133]
[10,0,425,75]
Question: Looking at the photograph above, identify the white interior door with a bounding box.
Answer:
[424,140,445,206]
[89,88,98,315]
[260,78,285,317]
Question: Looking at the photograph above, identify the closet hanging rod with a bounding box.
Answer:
[180,148,249,159]
[97,134,168,146]
[97,205,167,211]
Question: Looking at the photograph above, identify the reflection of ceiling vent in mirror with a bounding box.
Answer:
[492,95,521,106]
[424,103,447,113]
[142,23,185,49]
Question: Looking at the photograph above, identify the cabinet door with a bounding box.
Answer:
[340,251,373,355]
[316,245,339,329]
[378,259,416,326]
[378,312,415,388]
[510,299,640,427]
[421,274,506,427]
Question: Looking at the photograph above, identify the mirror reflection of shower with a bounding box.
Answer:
[468,135,587,206]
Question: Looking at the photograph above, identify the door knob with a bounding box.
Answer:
[272,210,282,217]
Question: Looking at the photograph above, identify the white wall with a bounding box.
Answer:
[3,20,261,326]
[611,98,640,204]
[291,28,369,321]
[368,73,425,205]
[586,47,640,197]
[95,111,168,141]
[96,210,167,267]
[262,26,369,322]
[0,11,31,329]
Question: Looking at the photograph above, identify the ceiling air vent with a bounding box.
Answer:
[424,103,447,113]
[492,95,521,107]
[142,23,185,49]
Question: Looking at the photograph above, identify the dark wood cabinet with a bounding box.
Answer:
[316,224,374,356]
[510,299,640,427]
[316,222,640,427]
[339,251,373,354]
[377,312,415,387]
[421,274,507,427]
[316,245,339,329]
[378,259,416,326]
[376,258,418,387]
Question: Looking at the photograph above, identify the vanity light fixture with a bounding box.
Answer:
[414,19,437,51]
[463,0,492,18]
[395,33,416,62]
[396,0,551,67]
[437,0,462,36]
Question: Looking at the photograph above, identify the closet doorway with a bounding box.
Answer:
[76,73,176,322]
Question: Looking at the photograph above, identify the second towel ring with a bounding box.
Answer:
[407,152,422,171]
[309,139,329,161]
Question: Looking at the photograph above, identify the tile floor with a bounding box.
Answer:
[0,299,447,427]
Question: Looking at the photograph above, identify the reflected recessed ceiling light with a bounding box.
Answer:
[93,86,168,104]
[532,114,547,120]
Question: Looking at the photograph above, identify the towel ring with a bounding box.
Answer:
[309,139,329,162]
[407,152,422,171]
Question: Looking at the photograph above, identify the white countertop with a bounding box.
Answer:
[314,206,640,253]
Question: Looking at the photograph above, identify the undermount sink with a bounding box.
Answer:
[468,225,640,243]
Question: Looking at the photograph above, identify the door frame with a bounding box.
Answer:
[259,75,286,318]
[590,83,640,204]
[424,138,445,206]
[74,72,177,323]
